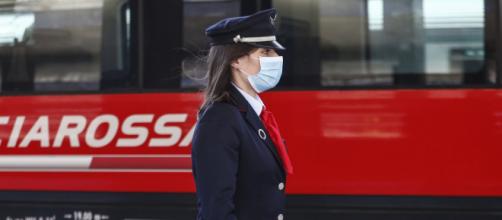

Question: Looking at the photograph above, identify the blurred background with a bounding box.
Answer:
[0,0,501,219]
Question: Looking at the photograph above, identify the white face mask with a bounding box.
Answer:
[239,56,283,93]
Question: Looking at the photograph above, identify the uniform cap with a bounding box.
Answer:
[205,8,285,50]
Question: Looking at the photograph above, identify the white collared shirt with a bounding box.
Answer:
[231,82,264,116]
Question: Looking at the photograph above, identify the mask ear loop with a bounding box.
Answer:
[237,65,261,94]
[237,53,261,76]
[238,67,253,76]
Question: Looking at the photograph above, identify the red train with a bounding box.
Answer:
[0,0,501,219]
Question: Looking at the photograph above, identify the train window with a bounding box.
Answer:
[0,0,135,94]
[142,0,241,90]
[141,0,241,90]
[273,0,497,88]
[181,0,241,89]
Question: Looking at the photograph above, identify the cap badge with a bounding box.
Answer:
[270,14,277,26]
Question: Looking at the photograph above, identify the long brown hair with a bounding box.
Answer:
[200,43,257,110]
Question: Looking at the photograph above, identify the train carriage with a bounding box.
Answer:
[0,0,501,219]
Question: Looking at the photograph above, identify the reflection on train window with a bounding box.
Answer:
[0,0,133,93]
[141,0,241,90]
[274,0,496,88]
[181,0,241,89]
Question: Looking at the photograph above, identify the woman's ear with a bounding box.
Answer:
[230,58,240,69]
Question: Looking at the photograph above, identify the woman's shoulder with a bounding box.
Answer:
[197,101,242,123]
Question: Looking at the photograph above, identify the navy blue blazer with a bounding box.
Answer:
[191,85,288,220]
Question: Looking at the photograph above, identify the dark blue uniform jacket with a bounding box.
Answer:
[191,85,288,220]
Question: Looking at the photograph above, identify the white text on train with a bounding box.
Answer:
[0,114,194,148]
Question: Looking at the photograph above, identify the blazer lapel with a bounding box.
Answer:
[228,85,286,175]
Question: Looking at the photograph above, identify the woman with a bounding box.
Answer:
[191,8,294,220]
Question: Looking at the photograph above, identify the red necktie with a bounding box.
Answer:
[259,106,294,175]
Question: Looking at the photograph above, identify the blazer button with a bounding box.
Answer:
[278,182,285,190]
[277,213,284,220]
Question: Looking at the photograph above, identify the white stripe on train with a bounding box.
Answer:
[0,155,192,171]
